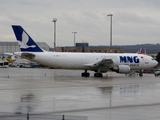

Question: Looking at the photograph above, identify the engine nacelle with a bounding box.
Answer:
[111,65,130,73]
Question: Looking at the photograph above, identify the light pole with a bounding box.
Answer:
[52,18,57,51]
[72,32,77,47]
[107,14,113,47]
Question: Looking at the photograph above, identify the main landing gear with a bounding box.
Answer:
[94,72,103,77]
[94,66,103,77]
[81,67,103,77]
[81,70,103,77]
[81,70,90,77]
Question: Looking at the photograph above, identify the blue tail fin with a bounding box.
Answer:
[12,25,43,52]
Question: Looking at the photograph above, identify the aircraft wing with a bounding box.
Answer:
[21,53,35,59]
[83,59,114,67]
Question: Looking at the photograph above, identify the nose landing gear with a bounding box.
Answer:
[139,70,143,77]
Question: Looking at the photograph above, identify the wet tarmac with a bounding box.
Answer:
[0,68,160,120]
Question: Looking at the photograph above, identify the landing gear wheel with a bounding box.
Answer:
[81,72,90,77]
[139,72,143,77]
[94,73,103,77]
[94,73,98,77]
[139,70,143,77]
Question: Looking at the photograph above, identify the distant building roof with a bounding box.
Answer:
[0,41,50,51]
[76,43,89,47]
[0,42,18,46]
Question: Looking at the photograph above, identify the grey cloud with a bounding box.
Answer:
[0,0,160,46]
[115,13,159,25]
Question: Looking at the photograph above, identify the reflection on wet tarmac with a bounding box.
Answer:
[15,93,35,114]
[0,68,160,120]
[119,85,140,96]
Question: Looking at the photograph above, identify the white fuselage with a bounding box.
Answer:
[14,52,158,73]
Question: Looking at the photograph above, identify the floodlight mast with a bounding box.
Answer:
[52,18,57,51]
[107,14,113,47]
[72,32,77,47]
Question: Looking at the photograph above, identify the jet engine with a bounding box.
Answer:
[111,65,130,73]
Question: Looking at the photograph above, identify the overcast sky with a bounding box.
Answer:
[0,0,160,47]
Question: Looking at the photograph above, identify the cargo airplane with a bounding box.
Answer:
[12,25,158,77]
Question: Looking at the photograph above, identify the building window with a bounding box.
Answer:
[104,50,107,53]
[68,49,76,52]
[94,50,97,52]
[90,50,93,52]
[98,50,101,52]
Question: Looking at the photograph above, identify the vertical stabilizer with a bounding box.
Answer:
[12,25,44,52]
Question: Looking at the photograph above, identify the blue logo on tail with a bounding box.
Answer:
[12,25,43,52]
[19,31,36,49]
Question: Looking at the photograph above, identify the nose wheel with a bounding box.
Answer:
[139,70,143,76]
